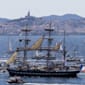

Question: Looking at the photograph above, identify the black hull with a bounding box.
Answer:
[7,69,80,77]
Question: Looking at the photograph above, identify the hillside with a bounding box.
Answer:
[0,14,85,35]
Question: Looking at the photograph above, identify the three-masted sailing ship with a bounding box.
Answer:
[7,24,81,77]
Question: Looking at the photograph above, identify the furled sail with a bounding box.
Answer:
[53,42,61,51]
[31,37,44,50]
[6,52,17,64]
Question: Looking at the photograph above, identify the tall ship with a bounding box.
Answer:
[7,24,81,77]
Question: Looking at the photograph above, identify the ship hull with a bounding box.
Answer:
[7,69,80,77]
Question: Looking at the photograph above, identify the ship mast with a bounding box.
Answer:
[45,23,54,70]
[63,30,66,66]
[20,26,31,64]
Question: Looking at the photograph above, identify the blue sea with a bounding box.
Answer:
[0,35,85,85]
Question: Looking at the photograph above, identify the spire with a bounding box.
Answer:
[25,11,30,18]
[27,11,30,16]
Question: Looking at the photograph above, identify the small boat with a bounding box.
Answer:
[7,76,24,83]
[66,57,80,62]
[7,40,14,54]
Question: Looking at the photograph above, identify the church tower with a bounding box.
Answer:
[25,11,30,18]
[27,11,30,17]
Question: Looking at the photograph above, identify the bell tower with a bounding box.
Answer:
[25,11,30,18]
[27,11,30,17]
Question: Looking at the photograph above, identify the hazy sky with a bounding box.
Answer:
[0,0,85,19]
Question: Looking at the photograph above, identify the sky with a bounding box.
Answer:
[0,0,85,19]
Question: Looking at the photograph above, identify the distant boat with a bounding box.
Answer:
[32,50,56,60]
[7,40,14,54]
[7,76,24,83]
[9,40,12,52]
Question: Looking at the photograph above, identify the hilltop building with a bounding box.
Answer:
[25,11,30,18]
